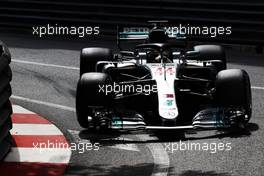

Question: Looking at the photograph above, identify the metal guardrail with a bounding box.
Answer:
[0,41,13,160]
[0,0,263,45]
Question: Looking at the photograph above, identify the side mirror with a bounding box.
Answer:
[119,51,135,60]
[120,51,134,57]
[185,50,200,58]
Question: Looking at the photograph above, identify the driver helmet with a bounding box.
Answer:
[147,29,168,43]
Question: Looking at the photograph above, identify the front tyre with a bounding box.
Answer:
[80,47,112,77]
[76,72,112,128]
[215,69,252,122]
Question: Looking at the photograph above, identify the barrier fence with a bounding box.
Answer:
[0,41,13,160]
[0,0,263,45]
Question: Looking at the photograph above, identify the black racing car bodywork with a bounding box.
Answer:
[76,23,252,132]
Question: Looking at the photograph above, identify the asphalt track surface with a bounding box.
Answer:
[1,33,264,176]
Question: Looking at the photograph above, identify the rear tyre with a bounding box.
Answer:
[80,47,112,77]
[215,69,252,122]
[194,45,227,71]
[76,72,112,128]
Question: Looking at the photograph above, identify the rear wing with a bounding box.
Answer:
[117,26,186,50]
[118,26,186,40]
[118,27,149,40]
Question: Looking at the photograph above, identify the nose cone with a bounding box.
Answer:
[146,63,179,121]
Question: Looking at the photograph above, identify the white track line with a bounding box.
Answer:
[109,144,140,152]
[12,104,35,114]
[4,147,71,163]
[11,95,75,112]
[11,124,63,135]
[251,86,264,90]
[12,59,79,70]
[136,134,170,176]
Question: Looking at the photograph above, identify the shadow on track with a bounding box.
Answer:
[65,163,173,176]
[178,170,231,176]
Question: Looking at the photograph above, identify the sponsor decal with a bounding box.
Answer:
[163,111,176,117]
[112,117,122,127]
[155,67,163,75]
[166,67,175,75]
[164,94,174,98]
[155,67,175,76]
[164,100,173,106]
[161,107,177,111]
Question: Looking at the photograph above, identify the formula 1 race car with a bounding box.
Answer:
[76,23,252,132]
